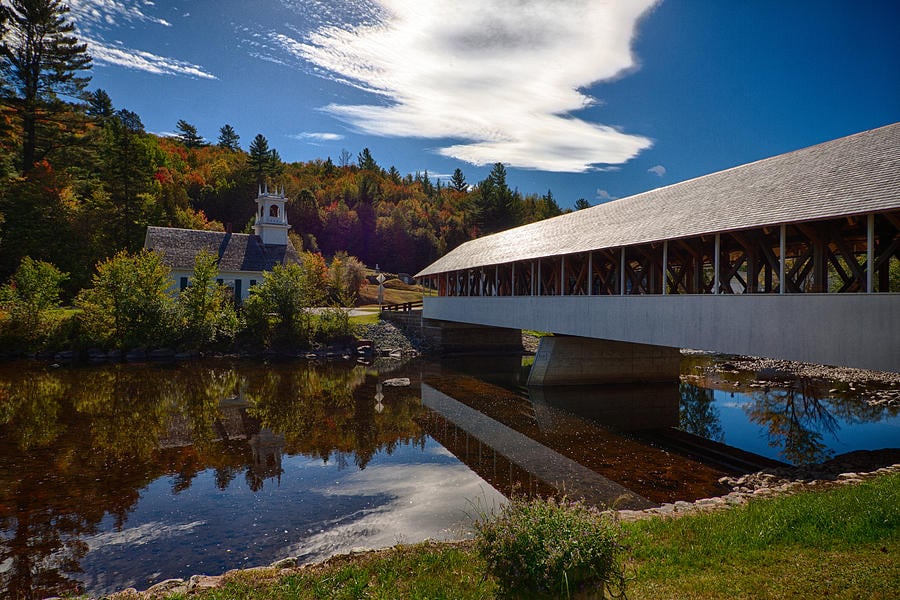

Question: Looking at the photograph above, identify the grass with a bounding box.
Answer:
[356,284,424,307]
[622,473,900,599]
[125,474,900,600]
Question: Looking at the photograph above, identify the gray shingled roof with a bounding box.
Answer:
[144,227,301,272]
[417,123,900,277]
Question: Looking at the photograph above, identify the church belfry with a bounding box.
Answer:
[254,185,290,246]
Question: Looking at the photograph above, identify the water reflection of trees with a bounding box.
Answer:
[745,380,839,465]
[744,378,899,466]
[678,383,724,442]
[0,360,426,599]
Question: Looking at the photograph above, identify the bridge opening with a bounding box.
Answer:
[422,211,900,299]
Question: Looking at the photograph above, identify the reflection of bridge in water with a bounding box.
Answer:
[418,366,786,507]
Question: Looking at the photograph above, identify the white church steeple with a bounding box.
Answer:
[254,184,290,246]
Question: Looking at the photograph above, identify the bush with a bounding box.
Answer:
[175,251,238,349]
[75,249,176,350]
[0,257,72,352]
[475,497,625,598]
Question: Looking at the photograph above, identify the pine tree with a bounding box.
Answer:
[450,168,468,192]
[87,89,114,119]
[357,147,378,171]
[217,124,240,151]
[176,119,204,148]
[0,0,92,172]
[248,133,271,182]
[574,198,591,210]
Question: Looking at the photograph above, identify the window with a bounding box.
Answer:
[269,204,279,218]
[180,277,188,290]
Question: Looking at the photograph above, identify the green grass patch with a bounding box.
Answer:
[174,542,494,600]
[348,310,380,326]
[624,473,900,599]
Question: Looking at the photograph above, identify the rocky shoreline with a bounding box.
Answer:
[618,449,900,521]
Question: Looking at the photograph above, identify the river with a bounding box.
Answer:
[0,354,897,597]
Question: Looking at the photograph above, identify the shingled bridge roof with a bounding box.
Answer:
[416,122,900,278]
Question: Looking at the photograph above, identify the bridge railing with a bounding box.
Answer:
[381,300,423,312]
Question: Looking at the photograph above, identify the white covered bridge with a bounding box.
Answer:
[416,124,900,380]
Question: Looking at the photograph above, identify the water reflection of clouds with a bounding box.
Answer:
[82,520,206,550]
[288,461,506,563]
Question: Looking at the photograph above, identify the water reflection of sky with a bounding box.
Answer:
[74,439,505,596]
[707,389,900,464]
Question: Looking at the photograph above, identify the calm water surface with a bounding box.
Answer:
[0,355,897,598]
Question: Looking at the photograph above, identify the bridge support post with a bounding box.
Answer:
[527,336,681,386]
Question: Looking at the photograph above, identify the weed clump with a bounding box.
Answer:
[475,496,625,598]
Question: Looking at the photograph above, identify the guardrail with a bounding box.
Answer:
[381,300,424,312]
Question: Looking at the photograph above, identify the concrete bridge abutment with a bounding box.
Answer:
[527,336,681,386]
[422,319,523,355]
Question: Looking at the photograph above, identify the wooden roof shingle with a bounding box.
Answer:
[416,123,900,277]
[144,227,301,272]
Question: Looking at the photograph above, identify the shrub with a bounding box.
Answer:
[75,249,176,350]
[175,251,238,349]
[0,257,72,352]
[475,497,625,598]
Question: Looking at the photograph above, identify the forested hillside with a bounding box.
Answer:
[0,0,575,298]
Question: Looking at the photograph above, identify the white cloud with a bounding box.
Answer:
[596,189,618,202]
[648,164,666,176]
[291,132,345,141]
[87,38,217,79]
[271,0,658,172]
[67,0,171,31]
[66,1,216,79]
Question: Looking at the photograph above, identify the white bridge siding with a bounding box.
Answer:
[423,294,900,374]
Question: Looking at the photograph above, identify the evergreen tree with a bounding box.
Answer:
[87,89,114,119]
[100,109,161,250]
[357,147,378,171]
[217,123,240,151]
[474,163,516,234]
[574,198,591,210]
[388,165,402,185]
[0,0,92,172]
[248,133,270,182]
[450,167,468,192]
[175,119,204,148]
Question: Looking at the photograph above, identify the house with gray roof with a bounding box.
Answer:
[144,187,300,301]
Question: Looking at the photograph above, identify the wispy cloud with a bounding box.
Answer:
[648,164,666,176]
[269,0,657,172]
[291,132,345,141]
[86,38,217,79]
[596,189,618,202]
[67,0,216,79]
[67,0,172,30]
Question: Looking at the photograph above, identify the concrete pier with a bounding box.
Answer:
[422,319,522,355]
[527,336,681,386]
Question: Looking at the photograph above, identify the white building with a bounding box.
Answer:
[144,186,300,301]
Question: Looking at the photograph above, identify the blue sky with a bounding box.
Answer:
[68,0,900,209]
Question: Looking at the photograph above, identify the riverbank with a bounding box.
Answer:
[103,470,900,600]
